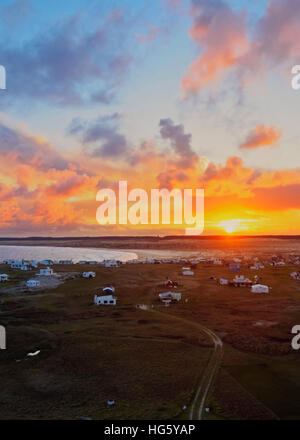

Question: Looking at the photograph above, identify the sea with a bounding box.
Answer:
[0,245,137,263]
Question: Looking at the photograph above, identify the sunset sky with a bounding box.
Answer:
[0,0,300,236]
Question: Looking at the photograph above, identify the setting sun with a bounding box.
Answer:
[218,219,247,234]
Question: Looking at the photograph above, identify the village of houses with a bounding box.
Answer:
[1,248,300,420]
[1,252,300,307]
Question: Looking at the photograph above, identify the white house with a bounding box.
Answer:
[94,294,117,306]
[82,271,96,279]
[11,261,23,269]
[251,284,269,294]
[26,279,40,288]
[159,292,182,302]
[219,278,228,285]
[20,264,30,271]
[0,274,8,282]
[38,267,54,276]
[182,270,194,276]
[230,275,252,287]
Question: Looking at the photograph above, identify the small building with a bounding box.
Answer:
[59,260,73,265]
[20,264,30,271]
[82,271,96,279]
[159,291,182,302]
[219,278,228,285]
[94,294,117,306]
[291,272,300,280]
[11,261,23,269]
[38,267,54,276]
[0,274,8,282]
[251,284,269,294]
[26,279,40,288]
[230,275,252,287]
[105,260,118,268]
[182,270,194,276]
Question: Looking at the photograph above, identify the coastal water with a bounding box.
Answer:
[0,245,137,263]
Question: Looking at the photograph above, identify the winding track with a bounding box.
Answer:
[142,307,223,420]
[189,325,223,420]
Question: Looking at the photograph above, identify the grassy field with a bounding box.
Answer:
[1,261,300,419]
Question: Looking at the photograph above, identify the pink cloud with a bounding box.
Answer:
[240,125,281,150]
[182,0,300,94]
[182,0,249,93]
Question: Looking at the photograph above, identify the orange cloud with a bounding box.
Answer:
[0,117,299,236]
[239,125,281,150]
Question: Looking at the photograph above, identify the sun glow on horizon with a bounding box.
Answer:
[218,219,250,234]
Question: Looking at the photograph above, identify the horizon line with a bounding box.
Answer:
[0,234,300,240]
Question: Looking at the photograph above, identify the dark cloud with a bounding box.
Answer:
[68,114,128,158]
[159,118,198,168]
[248,0,300,68]
[0,122,71,171]
[0,10,133,106]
